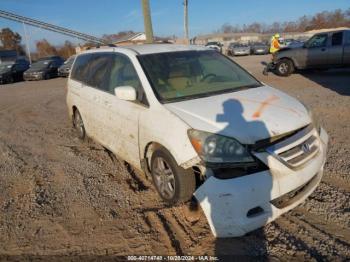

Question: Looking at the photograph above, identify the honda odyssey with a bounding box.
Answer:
[66,44,328,237]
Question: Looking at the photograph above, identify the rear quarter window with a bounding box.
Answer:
[70,54,92,83]
[346,31,350,45]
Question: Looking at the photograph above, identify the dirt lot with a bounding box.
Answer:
[0,54,349,260]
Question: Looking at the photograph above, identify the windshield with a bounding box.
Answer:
[138,50,261,103]
[234,44,248,48]
[252,42,265,46]
[0,64,13,73]
[31,60,50,70]
[206,42,219,46]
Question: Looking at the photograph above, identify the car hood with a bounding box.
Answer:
[59,64,71,70]
[0,71,10,76]
[234,47,250,51]
[25,68,48,73]
[164,85,310,144]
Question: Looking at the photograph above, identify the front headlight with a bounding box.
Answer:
[188,129,255,164]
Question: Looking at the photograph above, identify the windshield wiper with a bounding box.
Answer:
[162,84,262,103]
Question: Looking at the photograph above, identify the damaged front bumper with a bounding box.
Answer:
[194,127,328,238]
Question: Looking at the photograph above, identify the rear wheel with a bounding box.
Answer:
[275,59,294,77]
[151,148,195,205]
[73,110,86,140]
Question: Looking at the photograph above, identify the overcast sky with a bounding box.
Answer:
[0,0,349,49]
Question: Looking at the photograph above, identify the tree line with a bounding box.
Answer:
[217,8,350,34]
[0,27,76,60]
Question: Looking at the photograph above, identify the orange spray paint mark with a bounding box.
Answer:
[252,95,279,118]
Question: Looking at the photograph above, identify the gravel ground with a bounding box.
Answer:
[0,55,349,261]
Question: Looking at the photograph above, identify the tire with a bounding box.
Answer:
[7,76,14,84]
[43,73,49,80]
[151,148,195,205]
[275,59,294,77]
[73,110,86,140]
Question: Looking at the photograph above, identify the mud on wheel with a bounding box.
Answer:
[151,148,195,205]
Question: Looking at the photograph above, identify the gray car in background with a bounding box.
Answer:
[58,55,76,77]
[265,29,350,76]
[250,42,269,55]
[227,43,251,56]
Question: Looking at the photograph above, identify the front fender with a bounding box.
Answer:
[139,106,198,167]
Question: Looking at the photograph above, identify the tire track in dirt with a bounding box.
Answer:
[290,209,350,247]
[277,214,350,260]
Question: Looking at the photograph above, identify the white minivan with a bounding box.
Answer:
[67,44,328,238]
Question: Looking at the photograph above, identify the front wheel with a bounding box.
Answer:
[151,148,195,205]
[275,59,294,77]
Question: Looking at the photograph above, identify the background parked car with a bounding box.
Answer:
[24,58,63,81]
[0,58,29,84]
[205,41,223,52]
[37,55,64,65]
[58,55,76,77]
[227,43,251,56]
[265,29,350,76]
[249,42,269,55]
[0,50,17,64]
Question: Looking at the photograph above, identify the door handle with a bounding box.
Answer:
[321,48,326,51]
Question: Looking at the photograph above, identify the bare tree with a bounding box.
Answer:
[216,8,350,34]
[57,41,75,59]
[36,39,57,58]
[0,28,24,54]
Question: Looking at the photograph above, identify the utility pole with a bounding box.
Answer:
[141,0,154,44]
[22,22,32,64]
[183,0,189,44]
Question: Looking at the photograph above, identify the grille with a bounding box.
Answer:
[266,125,320,169]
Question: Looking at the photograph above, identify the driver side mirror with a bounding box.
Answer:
[114,86,137,101]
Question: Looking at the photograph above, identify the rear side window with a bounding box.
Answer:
[332,32,343,46]
[87,53,115,92]
[71,54,92,82]
[72,52,147,105]
[345,32,350,44]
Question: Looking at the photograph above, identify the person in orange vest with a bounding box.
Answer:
[270,33,281,54]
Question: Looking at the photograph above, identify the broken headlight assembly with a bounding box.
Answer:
[188,129,255,164]
[188,129,268,179]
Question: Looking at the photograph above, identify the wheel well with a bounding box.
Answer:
[143,142,161,173]
[279,57,296,68]
[143,142,201,187]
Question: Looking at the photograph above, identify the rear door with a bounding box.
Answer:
[305,33,329,68]
[328,31,344,65]
[69,53,95,134]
